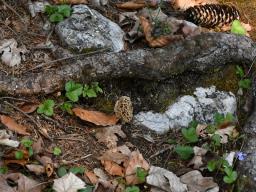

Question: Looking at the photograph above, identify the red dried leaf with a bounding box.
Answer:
[0,115,30,135]
[73,108,119,126]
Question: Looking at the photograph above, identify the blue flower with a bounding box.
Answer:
[236,152,247,161]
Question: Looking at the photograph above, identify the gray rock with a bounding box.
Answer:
[55,5,124,52]
[134,86,237,134]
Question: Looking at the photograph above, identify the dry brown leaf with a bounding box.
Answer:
[94,179,116,192]
[173,0,218,10]
[5,172,43,192]
[0,115,30,135]
[146,166,187,192]
[4,149,29,160]
[140,16,183,47]
[53,0,88,4]
[53,172,85,192]
[0,175,15,192]
[73,108,119,126]
[4,159,28,166]
[19,103,39,114]
[196,124,208,137]
[101,160,124,176]
[32,137,44,154]
[26,164,45,175]
[125,150,150,185]
[214,125,236,144]
[180,170,218,191]
[95,125,126,148]
[35,155,53,166]
[93,168,109,181]
[188,146,207,169]
[116,0,157,9]
[98,145,130,164]
[84,171,99,184]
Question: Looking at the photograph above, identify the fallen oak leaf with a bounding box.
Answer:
[53,172,86,192]
[4,159,28,166]
[95,125,126,148]
[4,172,43,192]
[84,171,98,184]
[0,130,19,147]
[19,103,39,114]
[213,125,236,144]
[125,150,150,185]
[188,146,207,169]
[101,160,124,176]
[73,108,119,126]
[26,164,45,175]
[0,115,30,135]
[139,16,183,47]
[0,175,15,192]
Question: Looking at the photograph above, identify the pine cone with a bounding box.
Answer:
[185,4,240,28]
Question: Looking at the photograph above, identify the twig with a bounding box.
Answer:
[53,137,88,143]
[24,47,110,73]
[0,96,31,102]
[62,154,92,164]
[149,145,174,159]
[28,180,53,192]
[246,55,256,76]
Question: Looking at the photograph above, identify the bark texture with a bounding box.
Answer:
[0,32,255,95]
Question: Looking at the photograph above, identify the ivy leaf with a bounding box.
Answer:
[211,134,221,147]
[37,99,55,116]
[125,186,140,192]
[49,13,64,23]
[53,146,62,156]
[223,167,238,184]
[65,81,83,102]
[57,5,71,17]
[181,127,198,143]
[21,138,33,148]
[69,166,85,175]
[57,166,68,177]
[175,145,194,160]
[239,79,251,89]
[15,151,24,160]
[231,20,246,35]
[136,167,148,182]
[207,160,218,172]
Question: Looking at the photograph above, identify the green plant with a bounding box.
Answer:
[136,167,148,182]
[125,186,140,192]
[15,151,24,160]
[44,4,72,23]
[181,126,198,143]
[82,82,103,98]
[207,160,218,172]
[0,166,8,174]
[53,146,62,156]
[57,166,68,177]
[69,166,85,175]
[214,112,235,126]
[60,102,73,115]
[175,145,194,160]
[78,186,94,192]
[21,138,33,157]
[235,65,251,90]
[223,166,238,184]
[65,81,83,102]
[211,134,221,147]
[37,99,55,116]
[231,20,246,35]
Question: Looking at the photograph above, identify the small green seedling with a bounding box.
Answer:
[37,99,55,116]
[136,167,148,182]
[238,79,251,89]
[82,82,103,98]
[207,160,218,172]
[125,186,140,192]
[45,5,72,23]
[78,186,94,192]
[65,81,83,102]
[69,166,85,175]
[175,145,194,160]
[223,166,238,184]
[60,102,73,115]
[57,166,68,177]
[0,166,8,174]
[231,20,246,35]
[236,65,245,78]
[211,134,221,147]
[53,146,62,156]
[214,112,235,126]
[181,126,198,143]
[21,138,33,157]
[15,151,24,160]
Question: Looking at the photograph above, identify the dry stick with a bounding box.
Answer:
[62,154,92,164]
[24,47,110,73]
[149,145,174,159]
[3,101,51,140]
[53,137,88,143]
[0,96,31,102]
